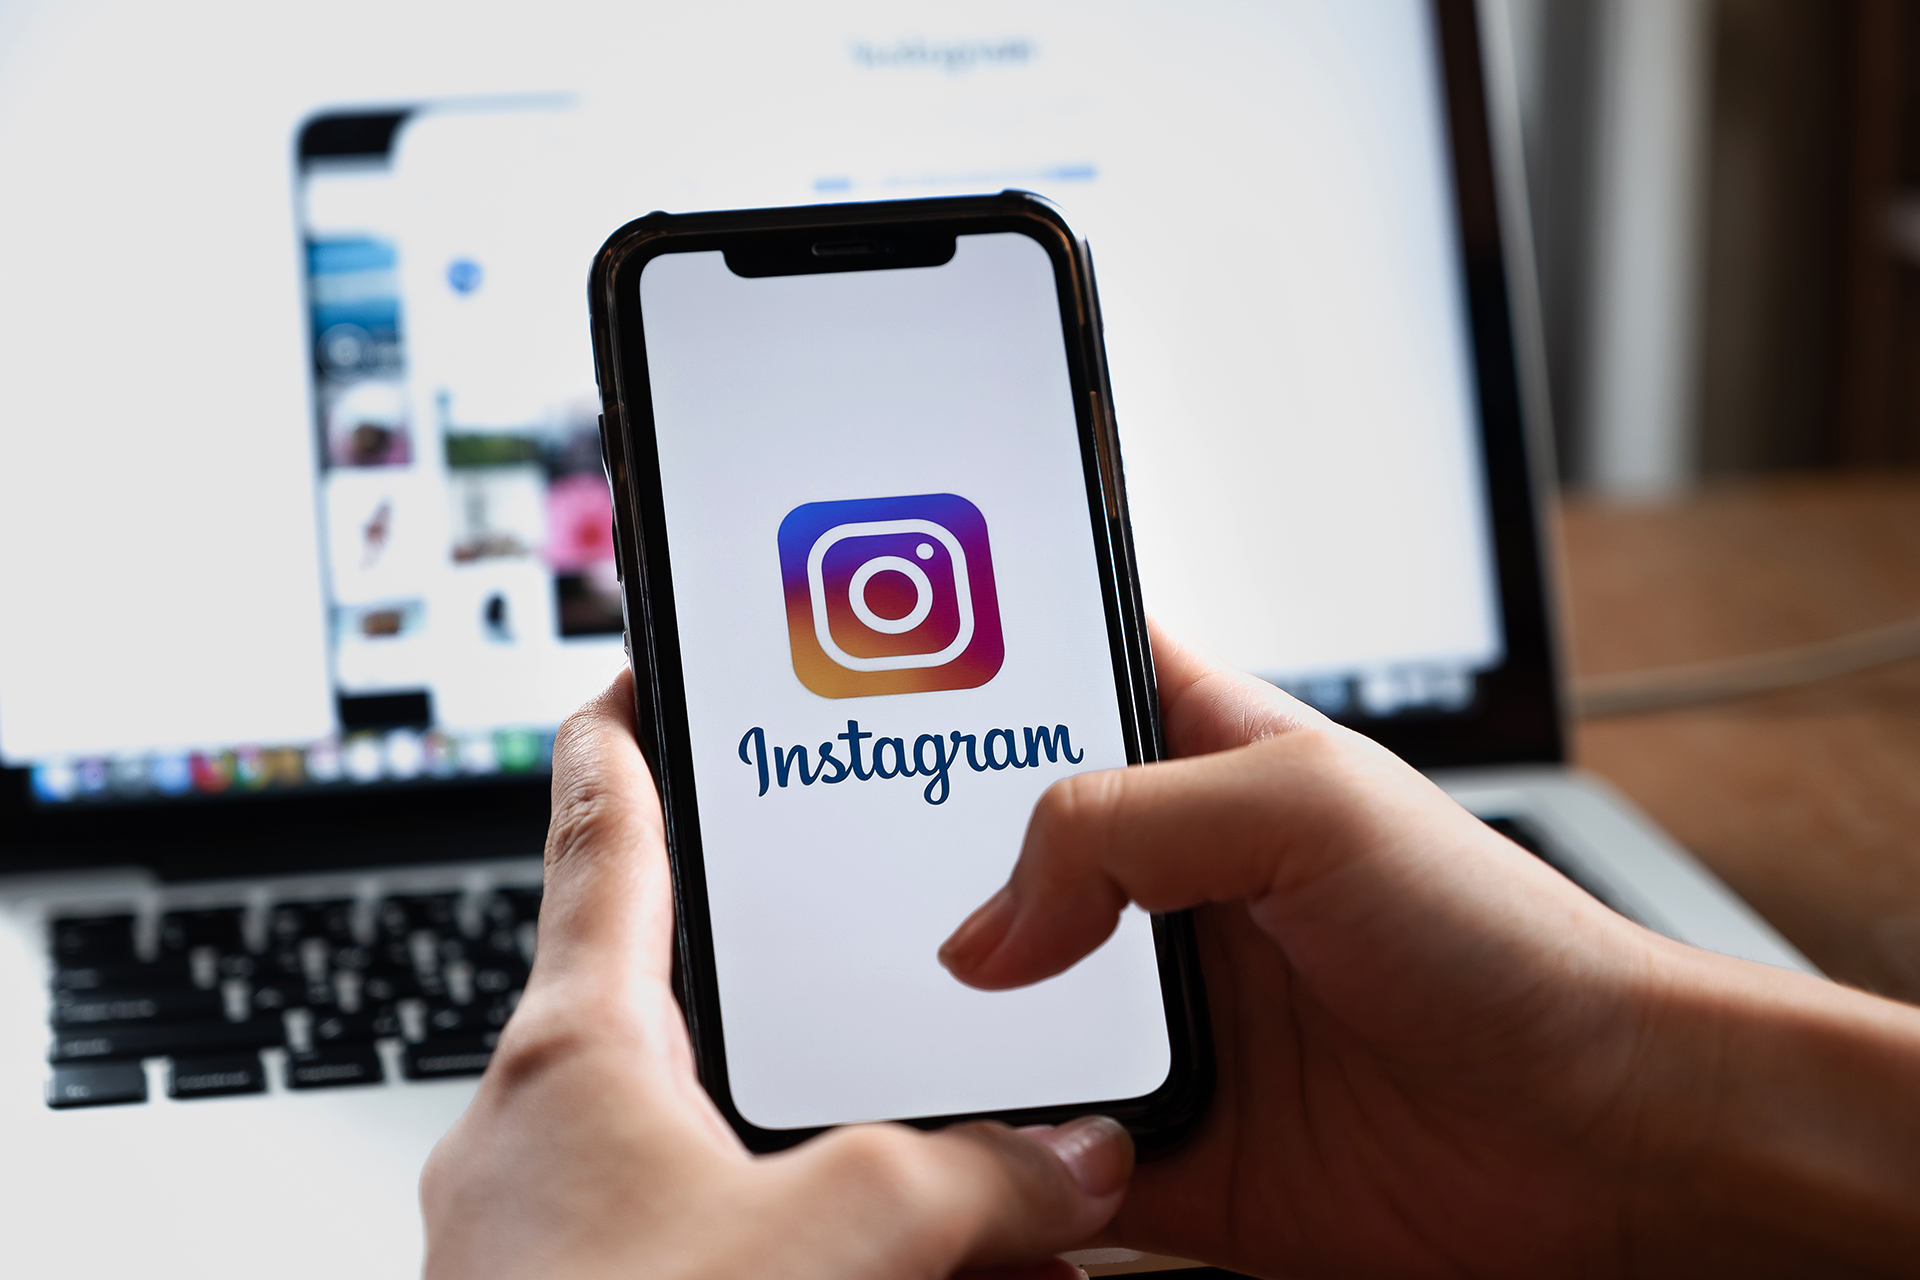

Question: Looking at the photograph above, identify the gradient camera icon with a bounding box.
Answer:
[776,493,1004,699]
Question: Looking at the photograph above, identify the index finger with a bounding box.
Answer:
[937,722,1529,993]
[1146,617,1325,757]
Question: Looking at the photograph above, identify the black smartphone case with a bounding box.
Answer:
[586,191,1212,1153]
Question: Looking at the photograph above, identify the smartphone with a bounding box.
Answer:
[588,192,1210,1152]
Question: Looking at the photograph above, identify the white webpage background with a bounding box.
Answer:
[386,0,1499,697]
[642,237,1170,1128]
[0,1,644,760]
[0,0,1497,745]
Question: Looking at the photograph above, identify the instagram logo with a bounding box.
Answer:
[777,493,1003,699]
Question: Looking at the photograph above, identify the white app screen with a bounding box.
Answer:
[643,231,1171,1129]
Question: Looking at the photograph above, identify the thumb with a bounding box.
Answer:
[531,666,673,990]
[780,1116,1133,1274]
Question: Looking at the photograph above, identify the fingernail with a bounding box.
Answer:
[938,885,1016,973]
[1033,1115,1132,1198]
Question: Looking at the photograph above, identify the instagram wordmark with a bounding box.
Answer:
[777,494,1003,698]
[739,719,1084,806]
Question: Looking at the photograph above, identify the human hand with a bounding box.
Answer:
[420,668,1132,1280]
[939,622,1920,1277]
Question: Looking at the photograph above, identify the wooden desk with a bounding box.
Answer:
[1563,471,1920,1003]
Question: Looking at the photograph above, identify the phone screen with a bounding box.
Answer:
[641,231,1171,1129]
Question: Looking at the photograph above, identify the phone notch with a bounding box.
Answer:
[724,232,956,278]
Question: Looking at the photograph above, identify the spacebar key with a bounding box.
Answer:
[49,1019,283,1062]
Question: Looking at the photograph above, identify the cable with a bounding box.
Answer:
[1573,614,1920,718]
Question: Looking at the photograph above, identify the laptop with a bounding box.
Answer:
[0,2,1811,1275]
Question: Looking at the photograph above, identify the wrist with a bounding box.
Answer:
[1616,943,1920,1272]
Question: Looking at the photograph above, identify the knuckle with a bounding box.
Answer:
[800,1123,1080,1269]
[815,1124,949,1210]
[543,701,659,877]
[1029,772,1096,848]
[543,779,611,868]
[548,700,609,771]
[1051,766,1117,812]
[943,1121,1067,1204]
[1026,780,1073,846]
[417,1124,485,1239]
[1027,771,1124,884]
[1263,717,1348,779]
[417,1136,456,1213]
[477,1002,593,1097]
[1297,720,1396,799]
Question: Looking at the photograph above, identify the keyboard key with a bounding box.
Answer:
[268,899,356,946]
[311,1007,400,1045]
[381,969,445,1002]
[408,929,442,976]
[377,894,459,938]
[329,943,375,973]
[52,989,225,1027]
[479,992,519,1030]
[51,958,192,993]
[403,1035,496,1080]
[168,1053,266,1099]
[480,894,518,931]
[477,890,540,963]
[373,900,409,940]
[159,908,245,955]
[258,946,304,982]
[49,1017,284,1062]
[358,970,419,1004]
[366,936,417,977]
[49,915,135,962]
[46,1062,147,1109]
[471,962,526,997]
[247,973,322,1014]
[286,1045,383,1089]
[475,923,528,965]
[372,1002,402,1036]
[422,1001,481,1038]
[497,887,542,921]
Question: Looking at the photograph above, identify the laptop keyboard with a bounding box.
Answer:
[33,823,1620,1110]
[41,883,539,1109]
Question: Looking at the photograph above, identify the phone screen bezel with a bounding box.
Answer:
[590,193,1212,1153]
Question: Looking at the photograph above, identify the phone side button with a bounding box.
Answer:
[600,413,625,584]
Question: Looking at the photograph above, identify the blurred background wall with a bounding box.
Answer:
[1502,0,1920,495]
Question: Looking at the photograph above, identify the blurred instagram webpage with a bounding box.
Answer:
[379,0,1499,730]
[642,234,1170,1127]
[0,0,1502,767]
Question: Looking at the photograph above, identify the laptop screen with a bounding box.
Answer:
[0,0,1555,837]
